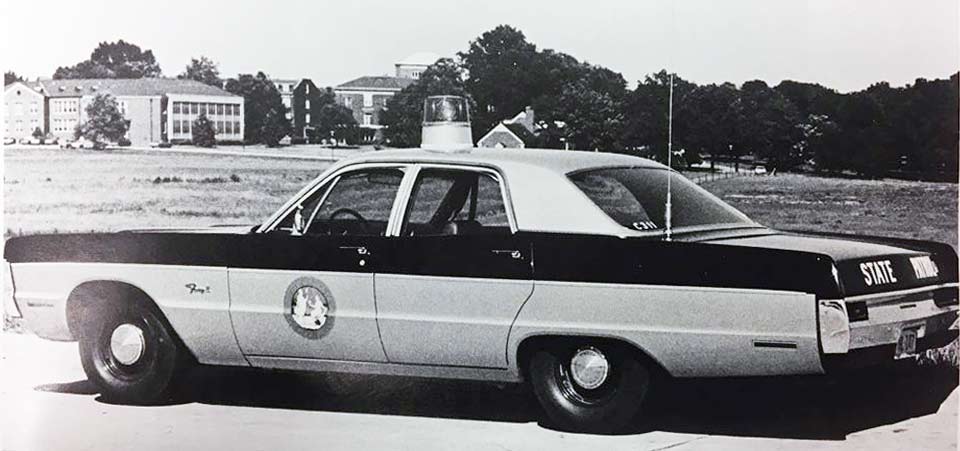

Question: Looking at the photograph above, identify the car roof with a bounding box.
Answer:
[321,147,669,236]
[340,147,667,175]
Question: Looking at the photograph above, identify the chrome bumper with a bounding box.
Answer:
[846,284,959,351]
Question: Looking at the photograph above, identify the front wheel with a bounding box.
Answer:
[529,342,652,433]
[78,299,189,403]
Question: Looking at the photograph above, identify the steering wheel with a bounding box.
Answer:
[327,208,370,234]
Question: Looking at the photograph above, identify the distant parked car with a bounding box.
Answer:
[3,137,16,145]
[754,166,768,175]
[60,138,102,150]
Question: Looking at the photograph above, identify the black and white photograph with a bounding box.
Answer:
[2,1,958,449]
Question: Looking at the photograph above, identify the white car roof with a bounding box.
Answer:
[342,147,666,174]
[329,148,668,236]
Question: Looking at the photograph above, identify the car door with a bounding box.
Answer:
[375,166,534,368]
[229,165,407,363]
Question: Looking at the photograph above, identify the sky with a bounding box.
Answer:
[2,0,957,93]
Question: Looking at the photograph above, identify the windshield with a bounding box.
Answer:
[569,167,756,233]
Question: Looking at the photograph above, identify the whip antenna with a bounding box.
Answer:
[665,72,674,241]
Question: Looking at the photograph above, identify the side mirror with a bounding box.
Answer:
[292,205,305,235]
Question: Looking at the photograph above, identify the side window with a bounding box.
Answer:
[307,168,404,236]
[402,169,510,236]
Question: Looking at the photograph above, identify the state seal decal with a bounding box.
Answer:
[283,277,336,338]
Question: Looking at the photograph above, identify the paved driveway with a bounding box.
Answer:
[2,332,956,451]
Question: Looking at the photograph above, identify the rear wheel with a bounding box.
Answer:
[78,298,188,402]
[529,342,652,433]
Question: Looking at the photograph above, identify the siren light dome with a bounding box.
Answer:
[420,95,474,153]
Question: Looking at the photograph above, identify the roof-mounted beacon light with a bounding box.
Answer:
[421,95,473,152]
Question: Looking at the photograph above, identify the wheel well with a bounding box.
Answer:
[66,281,166,342]
[515,335,670,380]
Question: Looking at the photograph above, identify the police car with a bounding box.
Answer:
[4,96,958,432]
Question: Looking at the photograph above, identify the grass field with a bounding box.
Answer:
[704,174,958,250]
[4,148,332,235]
[4,148,957,252]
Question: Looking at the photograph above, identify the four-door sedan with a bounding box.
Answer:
[5,97,958,432]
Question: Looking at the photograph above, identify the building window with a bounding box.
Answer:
[217,104,224,115]
[289,84,294,92]
[344,97,352,107]
[217,121,224,134]
[173,121,181,134]
[363,94,373,108]
[16,120,23,132]
[183,120,191,134]
[173,102,181,114]
[14,102,23,116]
[30,102,38,114]
[305,84,310,94]
[225,121,233,135]
[234,121,240,134]
[363,113,372,126]
[305,99,310,110]
[305,113,311,124]
[190,103,198,115]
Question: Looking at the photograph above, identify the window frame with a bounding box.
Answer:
[393,164,517,236]
[260,163,412,234]
[258,163,518,236]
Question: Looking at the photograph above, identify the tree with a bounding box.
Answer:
[179,57,223,87]
[224,72,291,146]
[622,71,698,166]
[312,103,359,145]
[380,58,473,147]
[734,80,804,171]
[191,113,217,147]
[459,25,543,131]
[75,94,130,148]
[54,40,162,79]
[548,65,628,151]
[4,71,22,86]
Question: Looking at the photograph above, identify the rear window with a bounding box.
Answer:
[569,168,754,232]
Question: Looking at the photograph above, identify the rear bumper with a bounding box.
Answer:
[822,328,957,372]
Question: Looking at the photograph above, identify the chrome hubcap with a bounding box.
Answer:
[569,347,609,390]
[110,323,145,365]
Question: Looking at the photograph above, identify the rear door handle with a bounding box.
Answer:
[339,245,369,255]
[492,249,522,260]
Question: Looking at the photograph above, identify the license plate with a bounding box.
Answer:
[894,327,919,359]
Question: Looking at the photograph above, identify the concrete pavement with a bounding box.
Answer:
[2,332,956,450]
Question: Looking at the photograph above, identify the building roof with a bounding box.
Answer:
[504,122,538,144]
[336,76,414,92]
[396,52,441,66]
[3,81,45,98]
[37,78,238,98]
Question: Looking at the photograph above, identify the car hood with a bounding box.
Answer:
[706,232,952,296]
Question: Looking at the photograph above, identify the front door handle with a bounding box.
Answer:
[339,245,369,255]
[491,249,522,260]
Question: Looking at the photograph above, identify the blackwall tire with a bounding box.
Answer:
[78,300,187,403]
[529,343,651,433]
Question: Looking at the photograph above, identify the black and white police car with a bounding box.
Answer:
[5,96,957,432]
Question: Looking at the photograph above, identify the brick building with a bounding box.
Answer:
[3,81,46,141]
[19,78,244,146]
[334,52,441,136]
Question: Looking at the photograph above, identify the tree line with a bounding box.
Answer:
[381,25,958,180]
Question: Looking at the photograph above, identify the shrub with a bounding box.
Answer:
[191,113,217,148]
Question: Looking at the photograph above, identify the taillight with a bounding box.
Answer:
[933,287,959,307]
[819,300,850,354]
